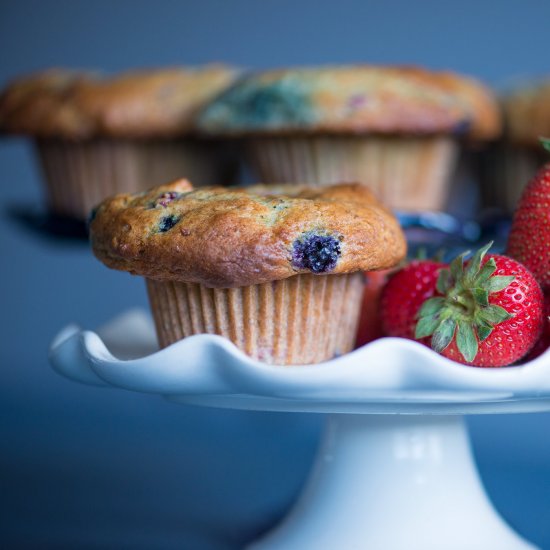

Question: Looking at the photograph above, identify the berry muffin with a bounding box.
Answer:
[0,65,239,221]
[477,79,550,215]
[197,65,500,212]
[89,179,406,365]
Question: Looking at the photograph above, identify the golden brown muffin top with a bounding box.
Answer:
[197,65,501,140]
[502,79,550,146]
[0,65,239,139]
[90,179,407,288]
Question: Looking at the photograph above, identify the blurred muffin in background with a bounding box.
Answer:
[89,179,406,365]
[0,65,240,221]
[477,79,550,216]
[197,65,500,212]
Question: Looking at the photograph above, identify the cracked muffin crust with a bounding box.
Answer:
[90,179,407,288]
[0,65,239,139]
[197,65,500,141]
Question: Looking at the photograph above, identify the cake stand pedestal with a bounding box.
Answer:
[49,309,550,550]
[247,415,533,550]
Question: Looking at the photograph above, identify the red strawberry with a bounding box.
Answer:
[355,270,392,347]
[507,140,550,290]
[416,243,544,367]
[523,291,550,361]
[380,260,446,340]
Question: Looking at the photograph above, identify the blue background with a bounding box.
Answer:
[1,1,549,548]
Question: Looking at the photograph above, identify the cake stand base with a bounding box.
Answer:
[249,414,536,550]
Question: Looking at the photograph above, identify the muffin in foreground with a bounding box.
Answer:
[477,79,550,215]
[90,179,407,365]
[0,65,239,221]
[197,65,501,212]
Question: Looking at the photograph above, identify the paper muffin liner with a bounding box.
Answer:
[476,143,547,215]
[245,135,458,212]
[146,272,364,365]
[35,138,237,220]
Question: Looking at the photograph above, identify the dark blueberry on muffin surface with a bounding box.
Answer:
[292,233,342,273]
[155,191,181,207]
[158,214,180,233]
[452,119,472,135]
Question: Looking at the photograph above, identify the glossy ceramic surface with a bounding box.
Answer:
[49,309,550,416]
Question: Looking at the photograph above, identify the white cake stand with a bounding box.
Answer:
[49,309,550,550]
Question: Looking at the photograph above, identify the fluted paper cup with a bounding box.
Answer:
[245,135,458,212]
[146,272,364,365]
[35,138,237,220]
[477,143,547,215]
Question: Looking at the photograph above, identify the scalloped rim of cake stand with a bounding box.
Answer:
[48,309,550,415]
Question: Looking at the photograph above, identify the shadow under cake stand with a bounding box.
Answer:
[49,309,550,550]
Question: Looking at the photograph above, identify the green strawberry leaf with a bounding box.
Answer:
[471,287,489,306]
[476,258,497,284]
[456,320,478,363]
[415,247,428,260]
[479,304,514,325]
[464,241,492,284]
[484,275,515,293]
[450,252,468,282]
[476,319,494,342]
[436,269,453,294]
[540,137,550,153]
[417,296,445,319]
[432,318,457,353]
[415,313,441,338]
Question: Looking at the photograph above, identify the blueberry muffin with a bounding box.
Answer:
[478,79,550,215]
[0,65,239,220]
[90,179,406,365]
[197,65,500,212]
